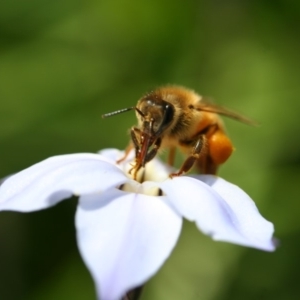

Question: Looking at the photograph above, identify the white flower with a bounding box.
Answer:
[0,149,275,300]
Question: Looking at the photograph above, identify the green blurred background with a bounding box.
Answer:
[0,0,299,299]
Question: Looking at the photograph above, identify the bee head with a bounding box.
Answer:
[136,97,175,136]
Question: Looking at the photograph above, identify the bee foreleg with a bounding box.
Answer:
[128,128,143,180]
[116,143,133,164]
[131,127,142,158]
[117,127,141,164]
[129,163,142,180]
[169,135,205,178]
[144,138,162,164]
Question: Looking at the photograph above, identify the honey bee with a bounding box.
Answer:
[102,86,255,180]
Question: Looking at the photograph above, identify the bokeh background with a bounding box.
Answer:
[0,0,299,299]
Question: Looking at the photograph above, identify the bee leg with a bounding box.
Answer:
[129,138,161,181]
[131,127,142,158]
[208,129,234,174]
[169,136,205,178]
[129,163,142,181]
[127,128,143,180]
[167,147,176,166]
[144,138,162,164]
[117,127,141,164]
[116,144,133,164]
[197,155,218,175]
[197,129,234,175]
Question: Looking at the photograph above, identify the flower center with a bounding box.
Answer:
[119,182,164,196]
[123,157,173,183]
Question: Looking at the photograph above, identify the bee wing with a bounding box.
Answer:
[196,102,258,126]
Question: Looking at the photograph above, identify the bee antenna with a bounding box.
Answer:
[102,107,135,118]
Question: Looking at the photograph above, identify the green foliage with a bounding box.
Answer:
[0,0,299,299]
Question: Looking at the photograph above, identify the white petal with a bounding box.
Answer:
[159,176,275,251]
[196,175,276,251]
[143,157,175,182]
[98,148,134,164]
[0,154,127,212]
[76,189,182,300]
